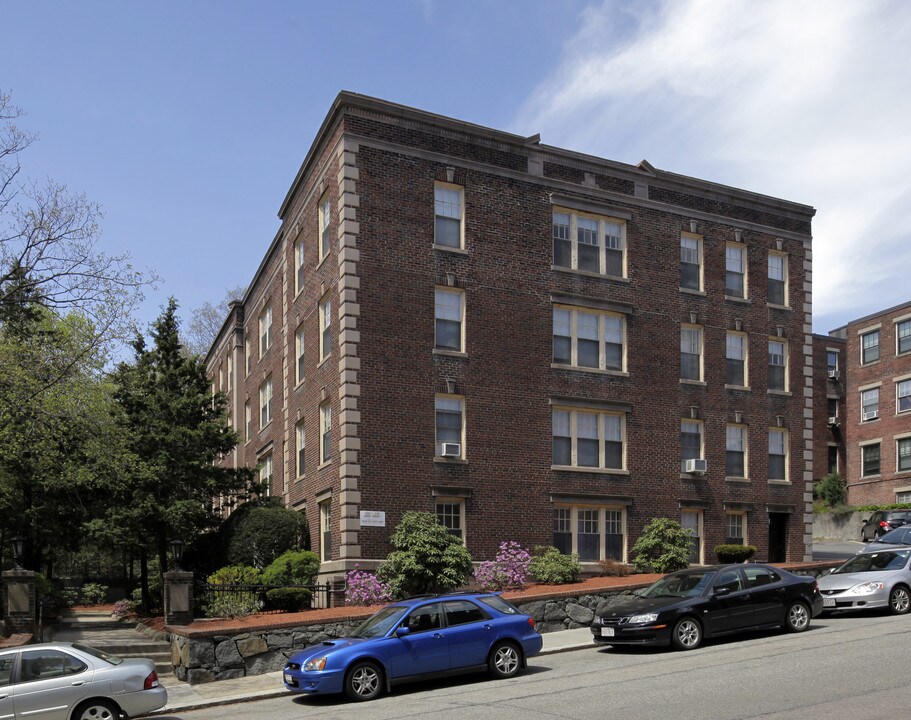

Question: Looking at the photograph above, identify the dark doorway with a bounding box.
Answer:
[768,513,789,562]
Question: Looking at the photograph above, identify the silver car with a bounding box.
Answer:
[818,548,911,615]
[0,642,167,720]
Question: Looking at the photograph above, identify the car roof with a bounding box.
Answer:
[389,591,505,608]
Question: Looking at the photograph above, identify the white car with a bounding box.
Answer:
[818,548,911,615]
[0,642,167,720]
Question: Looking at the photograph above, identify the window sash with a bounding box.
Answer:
[259,307,272,355]
[320,404,332,463]
[435,186,462,248]
[681,327,702,380]
[899,320,911,354]
[725,245,745,297]
[435,289,463,351]
[552,307,625,371]
[552,210,625,276]
[320,194,331,258]
[435,397,463,456]
[726,425,746,476]
[552,409,624,469]
[296,328,305,383]
[320,298,332,360]
[296,423,306,476]
[259,380,272,427]
[862,388,880,416]
[768,341,786,390]
[295,239,305,292]
[681,420,702,471]
[725,514,744,544]
[436,502,463,540]
[553,506,625,561]
[862,331,880,363]
[898,380,911,413]
[862,444,881,476]
[898,439,911,472]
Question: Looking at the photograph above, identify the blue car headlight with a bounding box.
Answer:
[304,657,328,671]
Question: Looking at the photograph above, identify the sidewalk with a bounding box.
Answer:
[152,626,595,714]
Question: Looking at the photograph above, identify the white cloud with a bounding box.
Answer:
[515,0,911,331]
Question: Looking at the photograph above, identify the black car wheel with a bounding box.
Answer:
[488,641,522,678]
[344,661,384,702]
[889,585,911,615]
[74,699,121,720]
[784,601,810,632]
[861,528,868,542]
[670,617,703,650]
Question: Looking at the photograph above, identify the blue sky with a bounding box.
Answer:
[3,0,910,337]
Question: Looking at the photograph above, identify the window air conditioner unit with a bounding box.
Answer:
[441,443,461,458]
[862,410,879,421]
[827,416,840,426]
[685,458,707,474]
[827,369,839,380]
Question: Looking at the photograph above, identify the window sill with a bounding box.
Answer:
[318,460,332,471]
[725,384,751,392]
[861,360,881,367]
[724,295,751,305]
[433,244,468,255]
[725,476,751,484]
[767,303,792,311]
[433,349,468,359]
[551,466,629,475]
[679,379,707,387]
[679,287,706,297]
[260,421,273,432]
[861,474,881,480]
[318,356,331,369]
[861,418,881,424]
[767,479,791,486]
[317,253,330,271]
[434,457,468,465]
[767,390,791,397]
[894,470,911,478]
[551,363,629,378]
[551,266,630,283]
[679,473,705,480]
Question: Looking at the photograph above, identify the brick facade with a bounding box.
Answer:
[207,93,817,576]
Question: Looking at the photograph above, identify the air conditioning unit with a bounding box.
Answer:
[827,416,840,426]
[685,458,707,474]
[441,443,462,458]
[827,369,839,380]
[862,410,879,422]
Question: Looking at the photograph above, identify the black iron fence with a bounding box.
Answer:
[193,582,343,618]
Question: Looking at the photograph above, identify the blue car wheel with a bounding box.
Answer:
[344,661,383,702]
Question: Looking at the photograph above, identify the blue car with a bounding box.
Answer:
[282,592,543,701]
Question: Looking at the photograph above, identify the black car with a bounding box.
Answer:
[591,564,824,651]
[860,511,911,542]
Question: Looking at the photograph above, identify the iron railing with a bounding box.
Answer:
[193,582,343,618]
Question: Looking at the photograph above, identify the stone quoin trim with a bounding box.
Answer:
[802,247,814,561]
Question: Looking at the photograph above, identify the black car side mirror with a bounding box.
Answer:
[713,586,732,597]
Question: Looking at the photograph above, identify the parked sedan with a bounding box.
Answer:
[818,547,911,614]
[590,564,823,651]
[860,526,911,552]
[282,593,542,701]
[0,642,167,720]
[860,510,911,541]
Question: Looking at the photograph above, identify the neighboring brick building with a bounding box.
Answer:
[826,301,911,505]
[206,92,817,580]
[811,333,846,485]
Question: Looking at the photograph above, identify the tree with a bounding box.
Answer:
[109,299,253,608]
[183,285,247,356]
[377,511,473,597]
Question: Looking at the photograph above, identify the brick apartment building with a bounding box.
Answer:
[206,92,817,580]
[821,301,911,505]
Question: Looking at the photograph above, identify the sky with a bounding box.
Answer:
[3,0,910,338]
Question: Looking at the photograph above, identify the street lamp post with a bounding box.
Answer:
[170,538,185,571]
[10,536,25,570]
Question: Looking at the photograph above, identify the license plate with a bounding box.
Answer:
[601,627,615,637]
[823,598,835,607]
[284,673,293,684]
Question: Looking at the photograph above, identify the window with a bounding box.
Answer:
[244,402,251,442]
[725,243,746,298]
[680,234,702,291]
[768,252,787,305]
[552,307,624,371]
[319,191,331,260]
[435,396,464,458]
[434,184,463,248]
[681,510,702,564]
[244,332,251,376]
[828,398,839,419]
[259,453,273,496]
[898,491,911,503]
[226,355,233,391]
[769,428,787,481]
[295,237,305,293]
[295,325,305,384]
[898,380,911,414]
[726,424,747,477]
[259,377,273,428]
[19,650,86,684]
[436,500,464,541]
[862,330,880,364]
[827,445,839,475]
[744,566,780,588]
[725,513,746,545]
[259,306,272,356]
[681,326,703,381]
[296,420,306,477]
[726,333,747,386]
[443,599,488,626]
[320,402,332,464]
[768,340,787,391]
[435,288,464,352]
[898,320,911,355]
[552,209,626,277]
[861,387,880,421]
[0,656,14,687]
[827,351,839,375]
[898,438,911,472]
[680,419,703,472]
[552,408,624,470]
[862,443,881,477]
[319,499,331,562]
[553,506,625,562]
[405,603,442,633]
[319,294,332,362]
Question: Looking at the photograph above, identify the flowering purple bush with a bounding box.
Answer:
[112,599,136,618]
[473,541,531,590]
[345,565,392,606]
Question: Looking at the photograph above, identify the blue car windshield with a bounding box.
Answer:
[351,606,408,639]
[835,550,911,573]
[639,571,714,598]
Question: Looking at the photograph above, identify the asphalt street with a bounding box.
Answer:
[158,609,911,720]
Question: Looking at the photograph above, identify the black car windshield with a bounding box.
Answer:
[873,528,911,544]
[639,571,714,598]
[835,550,911,574]
[350,606,409,638]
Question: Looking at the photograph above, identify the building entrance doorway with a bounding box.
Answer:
[768,512,789,563]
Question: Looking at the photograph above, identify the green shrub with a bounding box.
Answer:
[814,473,847,508]
[81,583,108,605]
[377,511,473,598]
[261,550,319,586]
[714,544,757,563]
[528,546,581,584]
[207,564,262,585]
[631,518,693,574]
[856,503,911,512]
[220,499,309,569]
[264,587,312,612]
[203,592,262,618]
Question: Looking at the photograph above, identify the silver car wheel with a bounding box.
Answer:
[493,645,519,676]
[786,601,810,631]
[348,663,381,699]
[672,618,702,649]
[890,586,911,614]
[76,700,119,720]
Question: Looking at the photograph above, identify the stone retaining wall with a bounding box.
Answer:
[812,511,866,540]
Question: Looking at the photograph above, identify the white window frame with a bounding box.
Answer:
[725,242,747,299]
[726,424,748,479]
[680,232,703,291]
[551,407,626,471]
[861,387,880,422]
[319,294,332,363]
[725,512,747,545]
[768,427,788,482]
[244,401,251,443]
[296,420,306,478]
[552,305,626,372]
[897,379,911,415]
[226,355,233,391]
[680,419,704,472]
[259,377,273,429]
[435,498,466,543]
[861,441,881,478]
[767,251,788,305]
[318,191,331,262]
[726,331,748,387]
[861,329,880,365]
[244,332,251,376]
[681,325,703,382]
[435,395,465,459]
[897,436,911,473]
[553,505,627,562]
[320,402,332,465]
[259,306,272,356]
[434,182,464,249]
[319,499,331,562]
[259,452,273,496]
[434,288,465,353]
[294,237,305,295]
[552,208,627,278]
[681,509,704,565]
[897,319,911,356]
[768,339,788,392]
[295,324,305,385]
